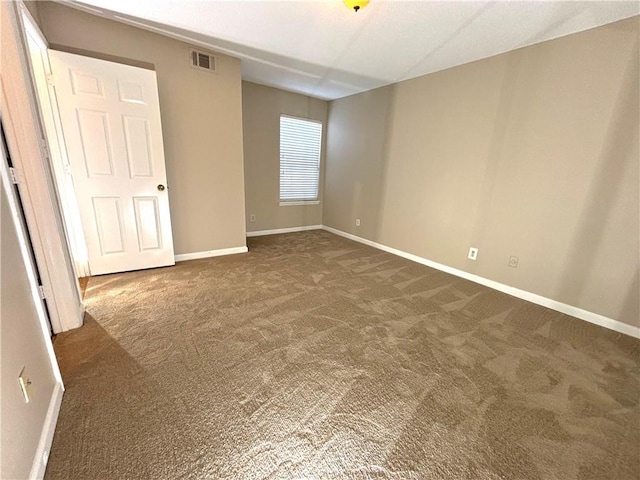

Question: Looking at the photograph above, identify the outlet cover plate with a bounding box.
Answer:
[468,247,478,260]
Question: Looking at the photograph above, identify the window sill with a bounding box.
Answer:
[279,200,321,206]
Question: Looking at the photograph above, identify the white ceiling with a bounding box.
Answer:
[63,0,639,100]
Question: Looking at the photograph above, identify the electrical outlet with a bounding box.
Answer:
[18,367,31,403]
[249,214,256,223]
[355,218,361,227]
[509,256,519,268]
[468,247,478,261]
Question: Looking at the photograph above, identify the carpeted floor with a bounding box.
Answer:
[47,230,639,479]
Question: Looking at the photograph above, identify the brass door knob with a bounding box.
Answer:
[157,184,165,191]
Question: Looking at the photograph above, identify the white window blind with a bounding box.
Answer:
[279,115,322,202]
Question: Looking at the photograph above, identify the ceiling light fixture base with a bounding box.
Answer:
[344,0,369,12]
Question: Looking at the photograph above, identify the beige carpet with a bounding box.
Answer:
[47,230,639,479]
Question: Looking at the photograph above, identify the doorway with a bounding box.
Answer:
[1,123,54,336]
[21,7,175,279]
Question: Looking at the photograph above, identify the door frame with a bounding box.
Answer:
[21,3,90,279]
[2,1,83,333]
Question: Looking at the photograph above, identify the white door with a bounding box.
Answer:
[49,50,174,275]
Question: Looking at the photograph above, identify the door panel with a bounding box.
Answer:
[92,197,126,255]
[76,109,114,177]
[49,50,174,275]
[123,116,153,177]
[133,196,162,251]
[70,69,105,97]
[118,79,145,104]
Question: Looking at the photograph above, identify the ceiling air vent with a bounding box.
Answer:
[190,49,217,73]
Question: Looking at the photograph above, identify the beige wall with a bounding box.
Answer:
[1,5,66,476]
[23,0,42,26]
[1,178,58,479]
[323,87,394,241]
[37,2,247,255]
[242,81,327,232]
[325,17,639,327]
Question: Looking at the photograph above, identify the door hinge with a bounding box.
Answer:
[46,73,54,86]
[38,285,46,299]
[8,167,20,185]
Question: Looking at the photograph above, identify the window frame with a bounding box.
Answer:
[278,114,323,206]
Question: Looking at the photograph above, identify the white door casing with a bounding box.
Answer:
[3,1,83,334]
[49,50,175,275]
[22,6,90,280]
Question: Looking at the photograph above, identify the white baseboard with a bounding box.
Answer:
[322,225,639,338]
[175,246,248,262]
[30,382,64,479]
[246,225,323,237]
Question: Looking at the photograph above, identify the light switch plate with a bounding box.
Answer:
[18,367,31,403]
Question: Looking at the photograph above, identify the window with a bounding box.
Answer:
[279,115,322,204]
